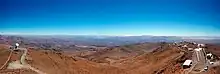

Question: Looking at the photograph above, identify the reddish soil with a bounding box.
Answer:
[0,43,219,74]
[82,43,161,63]
[0,47,10,70]
[26,49,127,74]
[112,46,184,74]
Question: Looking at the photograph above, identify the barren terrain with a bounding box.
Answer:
[0,42,220,74]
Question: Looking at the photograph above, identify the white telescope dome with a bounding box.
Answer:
[15,43,19,47]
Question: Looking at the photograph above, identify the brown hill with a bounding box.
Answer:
[112,45,185,74]
[0,46,128,74]
[25,49,128,74]
[1,43,219,74]
[0,44,11,70]
[80,43,162,63]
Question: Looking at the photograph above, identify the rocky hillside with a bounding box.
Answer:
[0,43,220,74]
[80,43,162,63]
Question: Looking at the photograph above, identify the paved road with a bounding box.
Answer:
[187,50,197,73]
[189,48,207,74]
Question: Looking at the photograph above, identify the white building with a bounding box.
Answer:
[15,43,19,47]
[201,44,205,47]
[15,43,19,49]
[188,48,193,51]
[198,44,205,47]
[193,42,197,45]
[183,60,192,69]
[207,53,212,56]
[195,48,202,51]
[207,53,213,59]
[182,45,188,48]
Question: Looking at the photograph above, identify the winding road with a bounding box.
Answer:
[16,48,46,74]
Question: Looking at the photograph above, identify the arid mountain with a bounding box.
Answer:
[0,44,127,74]
[0,35,179,47]
[1,35,220,74]
[80,43,163,63]
[0,43,220,74]
[112,45,185,74]
[0,43,181,74]
[1,35,220,48]
[1,35,220,51]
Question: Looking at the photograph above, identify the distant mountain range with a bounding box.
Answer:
[0,35,220,50]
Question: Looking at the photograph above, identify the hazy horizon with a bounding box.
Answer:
[1,34,220,37]
[1,0,220,36]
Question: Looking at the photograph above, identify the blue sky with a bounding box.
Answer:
[1,0,220,36]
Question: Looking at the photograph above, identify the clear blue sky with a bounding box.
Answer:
[1,0,220,36]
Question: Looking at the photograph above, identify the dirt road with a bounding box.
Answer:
[16,48,46,74]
